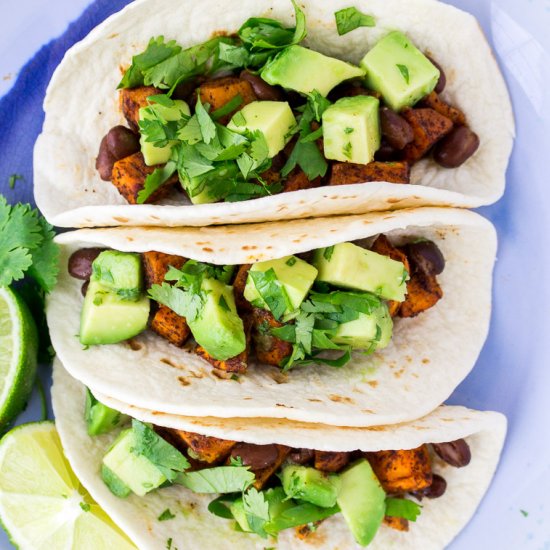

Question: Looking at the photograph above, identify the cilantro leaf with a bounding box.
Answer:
[264,502,339,536]
[195,97,217,144]
[27,217,59,292]
[282,140,327,180]
[158,508,176,521]
[208,494,240,519]
[334,7,376,36]
[385,498,422,521]
[242,488,270,536]
[248,268,292,320]
[137,160,177,204]
[211,94,244,121]
[8,174,23,189]
[178,466,255,493]
[396,64,410,84]
[149,282,204,322]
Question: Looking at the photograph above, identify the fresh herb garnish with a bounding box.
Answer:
[334,7,376,36]
[218,294,230,312]
[396,64,410,84]
[242,488,271,536]
[342,141,353,160]
[158,508,176,521]
[211,94,244,121]
[344,127,354,134]
[323,246,335,261]
[8,174,23,189]
[385,497,422,521]
[248,268,292,320]
[137,159,177,204]
[79,502,91,512]
[178,465,255,493]
[285,257,297,267]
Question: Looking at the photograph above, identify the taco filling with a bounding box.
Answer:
[69,234,444,374]
[97,2,479,206]
[88,397,471,547]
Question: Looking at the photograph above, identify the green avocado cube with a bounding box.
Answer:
[85,388,128,436]
[139,99,190,166]
[244,255,318,316]
[102,429,166,497]
[337,459,386,546]
[188,277,246,361]
[80,280,150,345]
[313,243,408,302]
[332,303,393,350]
[227,101,296,158]
[322,96,381,164]
[281,465,341,508]
[261,45,365,97]
[91,250,144,297]
[360,31,440,111]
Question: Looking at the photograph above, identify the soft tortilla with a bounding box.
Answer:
[34,0,514,228]
[52,360,507,550]
[47,207,496,427]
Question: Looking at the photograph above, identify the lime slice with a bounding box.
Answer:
[0,421,136,549]
[0,287,38,432]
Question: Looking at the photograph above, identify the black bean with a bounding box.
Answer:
[432,439,471,468]
[240,70,285,101]
[81,280,89,297]
[230,443,279,470]
[375,139,399,162]
[411,474,447,500]
[289,448,315,465]
[433,126,480,168]
[95,136,117,181]
[380,108,414,150]
[407,240,445,276]
[68,248,105,280]
[427,56,447,94]
[106,126,140,161]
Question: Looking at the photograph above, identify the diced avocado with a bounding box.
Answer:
[229,498,252,533]
[85,388,128,436]
[180,161,239,205]
[188,277,246,360]
[244,255,318,316]
[313,243,408,302]
[139,99,190,166]
[281,465,341,508]
[336,459,386,546]
[227,101,296,158]
[332,303,393,350]
[101,465,131,498]
[91,250,144,298]
[261,45,365,97]
[80,280,150,345]
[322,96,381,164]
[102,429,166,497]
[360,31,440,111]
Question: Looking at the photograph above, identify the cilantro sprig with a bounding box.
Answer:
[334,7,376,36]
[385,497,422,521]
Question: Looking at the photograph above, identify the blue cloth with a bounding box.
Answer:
[0,0,131,207]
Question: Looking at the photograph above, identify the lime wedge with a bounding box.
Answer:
[0,421,136,549]
[0,287,38,432]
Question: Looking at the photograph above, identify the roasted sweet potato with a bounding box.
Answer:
[420,92,466,126]
[233,264,252,312]
[328,161,410,185]
[384,515,409,532]
[119,86,161,132]
[253,445,291,490]
[150,306,190,347]
[142,251,187,288]
[250,307,293,367]
[198,77,257,124]
[399,270,443,318]
[171,431,236,464]
[366,445,433,493]
[283,167,323,193]
[314,451,350,473]
[111,152,176,204]
[401,108,453,163]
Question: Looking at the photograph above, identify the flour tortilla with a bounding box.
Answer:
[34,0,514,228]
[52,360,507,550]
[47,207,496,427]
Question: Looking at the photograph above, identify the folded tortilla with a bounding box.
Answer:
[47,207,496,427]
[52,360,507,550]
[34,0,513,228]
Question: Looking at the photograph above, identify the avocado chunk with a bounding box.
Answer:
[261,45,365,97]
[188,277,246,360]
[229,498,253,533]
[322,96,381,164]
[102,429,167,497]
[332,303,393,350]
[244,255,318,317]
[281,464,341,508]
[360,31,440,111]
[227,101,296,158]
[91,250,144,299]
[85,388,128,436]
[313,243,408,302]
[139,99,190,166]
[80,280,150,345]
[180,161,239,205]
[336,459,386,546]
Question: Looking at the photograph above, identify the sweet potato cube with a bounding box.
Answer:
[142,251,187,288]
[111,152,176,204]
[252,445,291,490]
[366,445,433,493]
[283,167,322,193]
[119,86,161,132]
[384,515,409,532]
[250,308,293,367]
[314,451,350,473]
[198,77,256,123]
[233,264,252,312]
[421,91,466,126]
[401,108,453,163]
[399,271,443,318]
[171,431,236,464]
[150,306,190,347]
[328,161,410,185]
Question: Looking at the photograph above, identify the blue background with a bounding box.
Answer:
[0,1,549,548]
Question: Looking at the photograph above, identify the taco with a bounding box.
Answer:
[34,0,513,228]
[52,360,507,549]
[47,207,496,427]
